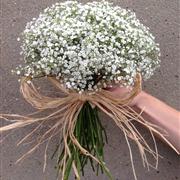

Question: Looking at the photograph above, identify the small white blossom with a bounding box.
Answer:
[16,70,21,75]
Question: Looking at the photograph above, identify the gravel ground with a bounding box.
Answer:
[0,0,179,180]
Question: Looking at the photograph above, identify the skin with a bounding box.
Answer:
[107,86,180,154]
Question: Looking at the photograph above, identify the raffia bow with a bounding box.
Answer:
[0,73,178,180]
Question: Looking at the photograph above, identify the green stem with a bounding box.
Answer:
[53,102,113,180]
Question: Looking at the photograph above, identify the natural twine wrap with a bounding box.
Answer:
[0,73,178,180]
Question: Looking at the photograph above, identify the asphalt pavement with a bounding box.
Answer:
[0,0,179,180]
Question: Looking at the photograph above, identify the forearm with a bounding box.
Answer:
[134,91,180,154]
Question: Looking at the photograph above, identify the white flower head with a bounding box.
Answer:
[16,1,161,92]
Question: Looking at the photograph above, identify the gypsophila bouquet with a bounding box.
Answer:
[1,1,169,180]
[16,0,160,92]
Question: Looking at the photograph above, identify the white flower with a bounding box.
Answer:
[16,70,21,75]
[16,0,160,92]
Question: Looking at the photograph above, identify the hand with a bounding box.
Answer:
[105,85,142,107]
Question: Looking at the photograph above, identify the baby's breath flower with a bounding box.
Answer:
[16,1,160,92]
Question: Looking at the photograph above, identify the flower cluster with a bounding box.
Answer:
[16,1,161,92]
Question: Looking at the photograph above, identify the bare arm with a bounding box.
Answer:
[109,87,180,154]
[133,91,180,154]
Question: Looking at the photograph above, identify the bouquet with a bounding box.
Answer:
[0,1,175,180]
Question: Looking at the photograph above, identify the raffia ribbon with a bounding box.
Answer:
[0,73,179,180]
